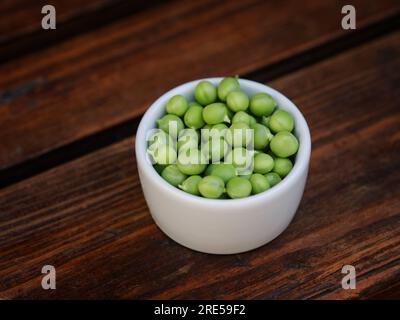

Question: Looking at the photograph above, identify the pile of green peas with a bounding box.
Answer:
[147,77,299,199]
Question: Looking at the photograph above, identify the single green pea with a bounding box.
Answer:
[161,165,187,187]
[226,90,250,112]
[252,123,272,150]
[250,173,270,194]
[176,148,207,175]
[264,172,281,187]
[184,105,205,129]
[150,143,177,165]
[249,93,277,117]
[156,114,184,137]
[202,103,231,124]
[198,176,225,199]
[226,122,251,147]
[195,81,217,106]
[178,175,202,195]
[253,153,274,174]
[232,111,255,126]
[273,157,293,177]
[177,129,199,151]
[202,137,228,161]
[225,147,253,175]
[226,177,252,199]
[269,109,294,133]
[270,131,299,158]
[218,77,240,101]
[166,95,188,117]
[208,163,236,183]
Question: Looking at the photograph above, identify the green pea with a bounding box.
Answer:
[179,175,202,195]
[226,122,251,147]
[195,80,217,106]
[249,93,277,117]
[150,143,177,165]
[177,129,199,151]
[254,153,274,174]
[252,123,272,150]
[184,105,205,129]
[166,95,188,117]
[269,110,294,133]
[225,147,253,175]
[198,176,225,199]
[218,77,240,101]
[226,177,252,199]
[202,137,228,161]
[161,165,187,187]
[226,90,249,112]
[264,172,281,187]
[156,114,184,137]
[270,131,299,158]
[250,173,270,194]
[176,149,207,175]
[273,157,293,177]
[232,111,256,126]
[208,163,236,183]
[202,103,230,124]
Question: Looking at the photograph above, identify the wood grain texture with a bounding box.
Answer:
[0,0,116,42]
[0,0,165,62]
[1,0,399,170]
[1,31,399,299]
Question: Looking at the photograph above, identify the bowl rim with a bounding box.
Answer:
[135,77,311,207]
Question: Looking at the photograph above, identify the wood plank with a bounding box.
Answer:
[0,0,117,42]
[0,0,165,62]
[0,0,399,170]
[1,31,399,299]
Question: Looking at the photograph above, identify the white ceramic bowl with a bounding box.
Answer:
[135,78,311,254]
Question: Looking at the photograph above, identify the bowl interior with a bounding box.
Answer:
[135,77,311,205]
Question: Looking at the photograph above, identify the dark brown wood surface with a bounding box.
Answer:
[1,0,399,170]
[0,0,165,63]
[0,0,116,42]
[1,29,399,299]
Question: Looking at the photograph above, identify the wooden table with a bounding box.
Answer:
[0,0,399,299]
